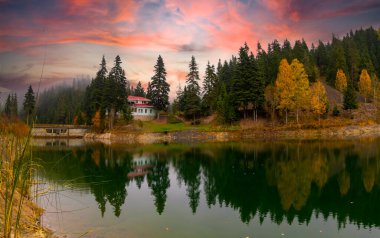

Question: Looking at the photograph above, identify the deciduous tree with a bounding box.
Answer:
[335,69,348,93]
[358,69,372,103]
[310,80,328,122]
[275,59,295,124]
[291,59,311,123]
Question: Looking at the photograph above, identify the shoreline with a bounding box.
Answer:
[82,124,380,144]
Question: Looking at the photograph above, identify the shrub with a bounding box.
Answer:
[333,105,340,116]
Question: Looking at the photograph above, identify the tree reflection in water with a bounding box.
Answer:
[33,138,380,228]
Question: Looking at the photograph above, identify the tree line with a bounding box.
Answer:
[2,26,379,126]
[173,26,380,124]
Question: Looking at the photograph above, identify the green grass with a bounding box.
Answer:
[140,121,240,133]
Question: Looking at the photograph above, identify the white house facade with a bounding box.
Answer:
[127,96,157,120]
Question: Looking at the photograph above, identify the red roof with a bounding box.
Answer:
[128,96,151,101]
[134,104,154,108]
[127,171,148,178]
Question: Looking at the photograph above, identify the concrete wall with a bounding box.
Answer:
[32,127,88,138]
[133,115,156,121]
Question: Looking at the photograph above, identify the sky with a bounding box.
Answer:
[0,0,379,100]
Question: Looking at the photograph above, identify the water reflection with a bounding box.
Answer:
[33,139,380,229]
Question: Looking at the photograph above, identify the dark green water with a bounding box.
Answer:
[33,139,380,237]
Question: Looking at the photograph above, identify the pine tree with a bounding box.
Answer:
[291,59,311,123]
[231,43,261,119]
[344,79,358,110]
[134,81,145,97]
[186,56,200,94]
[23,85,36,125]
[146,82,153,100]
[107,55,128,128]
[184,87,201,122]
[10,94,18,119]
[84,56,108,124]
[4,94,11,118]
[328,37,347,85]
[311,80,328,122]
[216,83,235,124]
[150,55,170,117]
[282,39,293,62]
[202,62,218,115]
[275,59,295,124]
[358,69,372,103]
[121,103,133,123]
[267,40,282,85]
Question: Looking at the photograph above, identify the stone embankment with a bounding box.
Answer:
[83,125,380,144]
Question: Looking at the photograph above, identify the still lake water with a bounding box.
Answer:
[32,139,380,237]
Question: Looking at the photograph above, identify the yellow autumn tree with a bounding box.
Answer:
[358,69,372,103]
[275,59,295,124]
[311,80,328,122]
[92,110,102,131]
[335,69,347,93]
[291,59,311,123]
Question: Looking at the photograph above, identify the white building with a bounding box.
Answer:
[128,96,157,120]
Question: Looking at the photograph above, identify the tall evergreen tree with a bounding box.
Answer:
[186,56,200,94]
[134,81,145,97]
[344,79,358,110]
[231,43,262,119]
[146,82,153,100]
[5,94,18,119]
[150,55,170,117]
[4,94,11,118]
[216,83,235,124]
[202,62,218,115]
[84,56,108,124]
[23,85,36,124]
[107,55,128,128]
[328,37,348,85]
[184,87,201,122]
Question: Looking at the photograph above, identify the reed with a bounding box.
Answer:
[0,120,45,237]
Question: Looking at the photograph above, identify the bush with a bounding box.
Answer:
[333,105,340,116]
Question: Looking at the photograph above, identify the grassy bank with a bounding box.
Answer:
[0,119,49,237]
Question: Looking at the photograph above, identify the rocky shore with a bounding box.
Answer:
[83,124,380,144]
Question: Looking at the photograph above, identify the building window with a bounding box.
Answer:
[150,109,152,113]
[145,109,147,113]
[46,129,52,133]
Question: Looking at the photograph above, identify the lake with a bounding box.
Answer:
[32,139,380,237]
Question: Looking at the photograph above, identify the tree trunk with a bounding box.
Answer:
[285,110,288,124]
[110,107,115,129]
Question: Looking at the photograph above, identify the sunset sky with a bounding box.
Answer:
[0,0,379,99]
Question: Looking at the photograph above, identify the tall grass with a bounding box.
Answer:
[0,119,42,237]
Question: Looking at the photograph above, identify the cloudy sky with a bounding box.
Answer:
[0,0,379,99]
